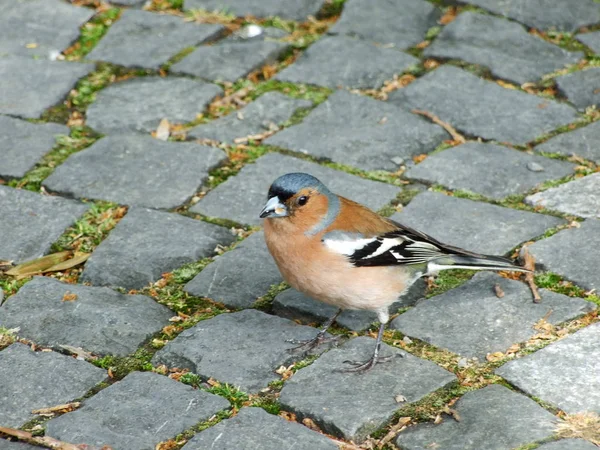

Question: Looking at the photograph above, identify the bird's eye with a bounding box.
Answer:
[297,196,308,206]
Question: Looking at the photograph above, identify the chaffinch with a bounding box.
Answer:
[260,173,530,372]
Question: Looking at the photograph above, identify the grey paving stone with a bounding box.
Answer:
[46,371,229,450]
[391,191,564,255]
[0,116,68,179]
[390,272,595,359]
[153,309,333,392]
[556,68,600,111]
[520,219,600,291]
[396,384,556,450]
[0,277,172,356]
[497,322,600,414]
[405,142,576,200]
[538,440,599,450]
[0,186,88,263]
[172,27,290,82]
[265,90,449,172]
[279,336,455,442]
[577,31,600,53]
[389,65,579,145]
[81,208,235,290]
[0,343,106,428]
[275,36,419,89]
[183,0,323,21]
[43,135,227,209]
[463,0,600,32]
[329,0,439,49]
[536,121,600,163]
[188,92,312,144]
[273,279,427,332]
[525,173,600,218]
[0,57,94,119]
[86,77,223,134]
[87,9,224,69]
[184,231,281,309]
[0,0,94,59]
[191,152,400,225]
[183,407,338,450]
[423,12,583,85]
[0,440,40,450]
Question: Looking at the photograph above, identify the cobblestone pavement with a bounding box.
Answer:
[1,0,599,449]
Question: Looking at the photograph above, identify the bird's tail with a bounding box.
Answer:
[428,254,531,274]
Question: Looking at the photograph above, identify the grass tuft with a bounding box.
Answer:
[64,7,121,61]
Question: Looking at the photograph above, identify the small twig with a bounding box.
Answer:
[412,110,466,143]
[233,128,279,144]
[0,426,101,450]
[377,417,412,448]
[522,245,542,303]
[32,402,81,415]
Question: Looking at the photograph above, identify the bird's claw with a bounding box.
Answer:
[340,354,394,373]
[286,334,339,353]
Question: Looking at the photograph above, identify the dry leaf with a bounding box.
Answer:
[302,417,321,432]
[521,244,541,303]
[395,394,407,403]
[5,251,72,277]
[412,154,428,163]
[434,414,443,424]
[62,291,78,302]
[494,284,505,298]
[555,412,600,445]
[439,6,458,25]
[58,345,95,360]
[486,352,505,362]
[506,343,521,354]
[155,118,170,141]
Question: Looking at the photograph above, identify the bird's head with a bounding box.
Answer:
[260,173,340,234]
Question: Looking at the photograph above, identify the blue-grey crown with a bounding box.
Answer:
[267,173,328,201]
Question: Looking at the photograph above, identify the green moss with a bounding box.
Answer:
[425,26,442,41]
[396,187,423,206]
[535,272,600,306]
[512,443,542,450]
[251,80,332,105]
[93,348,154,380]
[394,382,470,421]
[253,282,289,311]
[65,7,121,61]
[426,269,475,298]
[8,127,98,191]
[162,46,197,72]
[318,0,346,18]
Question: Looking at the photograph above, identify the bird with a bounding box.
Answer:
[260,173,531,372]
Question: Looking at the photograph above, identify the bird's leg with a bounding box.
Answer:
[342,309,395,372]
[287,308,343,352]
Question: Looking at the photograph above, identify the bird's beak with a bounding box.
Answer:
[260,196,288,219]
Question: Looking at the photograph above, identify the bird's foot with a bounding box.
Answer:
[286,333,339,353]
[340,354,395,373]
